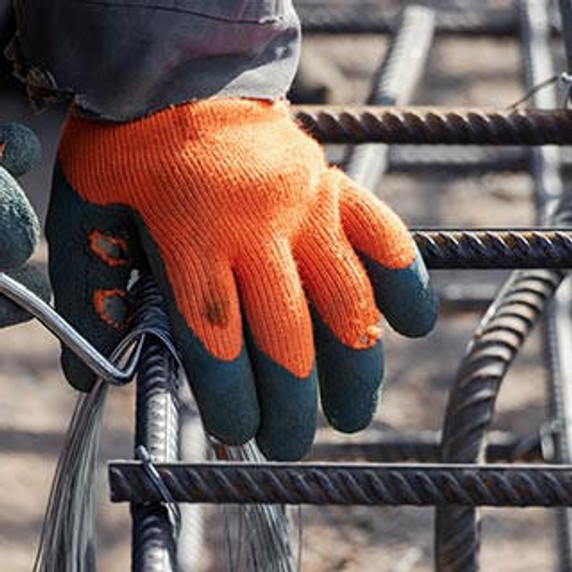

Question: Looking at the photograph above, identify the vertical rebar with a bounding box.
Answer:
[344,5,435,189]
[549,1,572,569]
[131,285,181,572]
[559,0,572,72]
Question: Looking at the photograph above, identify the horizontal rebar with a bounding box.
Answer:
[298,4,525,37]
[414,229,572,268]
[109,462,572,507]
[294,106,572,145]
[311,431,544,463]
[388,146,529,173]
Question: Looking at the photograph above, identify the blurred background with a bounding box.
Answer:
[0,0,564,570]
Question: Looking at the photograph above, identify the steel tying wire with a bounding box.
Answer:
[343,5,435,189]
[34,337,144,572]
[0,271,141,384]
[214,441,296,572]
[33,276,182,572]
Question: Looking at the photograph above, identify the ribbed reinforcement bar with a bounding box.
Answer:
[311,431,545,463]
[414,230,572,269]
[344,5,435,188]
[109,462,572,507]
[298,3,523,37]
[294,106,572,145]
[131,279,181,572]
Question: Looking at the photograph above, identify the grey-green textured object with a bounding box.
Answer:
[0,123,42,177]
[0,123,47,327]
[0,263,51,327]
[0,165,40,268]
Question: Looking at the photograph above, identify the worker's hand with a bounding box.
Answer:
[0,123,50,327]
[48,99,437,460]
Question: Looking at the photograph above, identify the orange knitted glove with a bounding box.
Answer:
[47,99,437,460]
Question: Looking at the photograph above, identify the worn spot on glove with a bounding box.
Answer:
[89,230,129,266]
[204,293,231,327]
[357,324,382,346]
[93,288,129,330]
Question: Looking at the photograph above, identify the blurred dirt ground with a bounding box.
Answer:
[0,7,565,572]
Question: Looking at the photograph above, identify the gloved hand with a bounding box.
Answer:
[0,123,50,327]
[47,99,437,460]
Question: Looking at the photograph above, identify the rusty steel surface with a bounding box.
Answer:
[109,462,572,507]
[294,106,572,145]
[414,229,572,269]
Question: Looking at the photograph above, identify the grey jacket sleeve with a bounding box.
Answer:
[8,1,301,122]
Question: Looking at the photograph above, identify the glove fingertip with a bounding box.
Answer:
[362,250,439,338]
[313,310,384,434]
[175,326,260,447]
[246,332,317,462]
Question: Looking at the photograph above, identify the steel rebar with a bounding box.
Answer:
[344,6,435,188]
[548,1,572,568]
[109,462,572,507]
[436,268,563,570]
[131,279,181,572]
[294,106,572,145]
[388,146,529,173]
[298,3,522,37]
[310,430,545,463]
[414,229,572,269]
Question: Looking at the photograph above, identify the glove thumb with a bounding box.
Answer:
[47,163,136,391]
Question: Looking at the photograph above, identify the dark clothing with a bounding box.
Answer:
[2,0,301,121]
